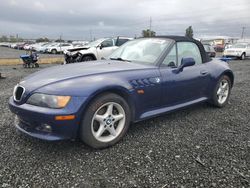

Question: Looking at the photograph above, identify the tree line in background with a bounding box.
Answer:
[1,26,194,42]
[0,35,24,42]
[0,36,71,43]
[141,26,193,38]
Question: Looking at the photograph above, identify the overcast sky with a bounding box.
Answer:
[0,0,249,40]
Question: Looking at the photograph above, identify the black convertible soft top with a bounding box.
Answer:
[153,35,210,63]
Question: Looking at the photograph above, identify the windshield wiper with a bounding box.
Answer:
[110,57,131,62]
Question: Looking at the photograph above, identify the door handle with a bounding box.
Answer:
[200,70,209,75]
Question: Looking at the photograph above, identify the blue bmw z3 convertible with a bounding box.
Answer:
[9,36,234,148]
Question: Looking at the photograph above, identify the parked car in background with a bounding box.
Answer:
[224,44,232,49]
[29,42,48,51]
[46,43,73,54]
[10,43,19,49]
[213,44,224,52]
[0,42,11,47]
[15,43,27,50]
[203,44,216,57]
[23,42,36,51]
[72,41,89,47]
[223,43,250,60]
[9,36,234,149]
[64,37,132,63]
[36,43,56,53]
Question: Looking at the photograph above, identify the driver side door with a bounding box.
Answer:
[96,39,118,59]
[159,42,211,107]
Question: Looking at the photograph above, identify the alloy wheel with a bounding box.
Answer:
[91,102,126,142]
[217,79,229,104]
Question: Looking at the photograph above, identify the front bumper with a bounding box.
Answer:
[9,96,87,141]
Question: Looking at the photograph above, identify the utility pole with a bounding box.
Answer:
[241,27,246,39]
[89,29,93,41]
[59,34,62,53]
[149,17,152,37]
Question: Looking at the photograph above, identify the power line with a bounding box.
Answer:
[241,27,246,38]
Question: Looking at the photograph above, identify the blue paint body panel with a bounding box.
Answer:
[8,37,234,141]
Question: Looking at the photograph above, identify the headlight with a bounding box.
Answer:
[27,93,71,108]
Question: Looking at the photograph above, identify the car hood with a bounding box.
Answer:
[67,47,89,52]
[19,60,155,92]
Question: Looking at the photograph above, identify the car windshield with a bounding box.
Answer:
[231,44,247,48]
[203,45,210,51]
[85,39,106,47]
[109,38,171,65]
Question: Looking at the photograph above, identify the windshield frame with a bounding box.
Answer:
[109,37,173,66]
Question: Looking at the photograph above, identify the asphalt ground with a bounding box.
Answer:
[0,46,63,59]
[0,59,249,187]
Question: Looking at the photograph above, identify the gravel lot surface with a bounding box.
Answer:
[0,46,63,59]
[0,60,249,187]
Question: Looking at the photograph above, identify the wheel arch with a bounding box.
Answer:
[223,70,234,87]
[80,86,136,123]
[51,48,57,53]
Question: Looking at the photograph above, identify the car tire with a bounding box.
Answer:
[211,75,232,108]
[51,49,57,54]
[82,55,94,62]
[240,53,246,60]
[79,93,131,149]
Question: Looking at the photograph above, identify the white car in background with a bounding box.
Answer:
[30,42,48,51]
[46,43,73,54]
[23,43,35,50]
[36,43,56,53]
[223,43,250,60]
[64,37,132,63]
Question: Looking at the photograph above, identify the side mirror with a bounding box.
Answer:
[99,44,103,50]
[176,57,195,73]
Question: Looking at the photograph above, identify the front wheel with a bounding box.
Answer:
[82,55,94,62]
[80,93,131,149]
[211,75,231,107]
[35,63,39,68]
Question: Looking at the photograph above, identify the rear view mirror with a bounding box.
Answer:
[176,57,195,73]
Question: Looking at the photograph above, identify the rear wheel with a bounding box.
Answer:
[79,93,131,149]
[211,75,231,107]
[51,49,57,54]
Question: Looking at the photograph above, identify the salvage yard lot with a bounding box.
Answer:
[0,46,63,59]
[0,60,250,187]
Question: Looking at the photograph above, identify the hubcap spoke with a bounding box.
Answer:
[94,114,105,123]
[222,82,228,89]
[113,114,124,123]
[106,104,114,116]
[218,95,223,102]
[107,126,117,136]
[95,123,105,138]
[217,88,222,95]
